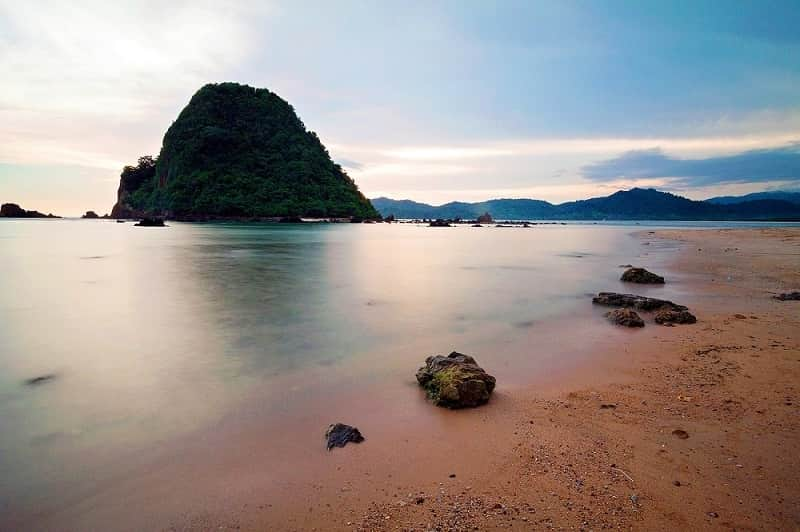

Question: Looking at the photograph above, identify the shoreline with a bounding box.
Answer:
[233,227,800,530]
[5,227,799,530]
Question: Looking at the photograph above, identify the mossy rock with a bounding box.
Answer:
[416,352,496,408]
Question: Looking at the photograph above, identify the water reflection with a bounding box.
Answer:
[0,220,655,512]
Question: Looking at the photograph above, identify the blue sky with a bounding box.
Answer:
[1,0,799,215]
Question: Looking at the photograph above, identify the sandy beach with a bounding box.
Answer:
[231,227,800,531]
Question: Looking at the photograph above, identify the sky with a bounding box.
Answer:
[1,0,799,215]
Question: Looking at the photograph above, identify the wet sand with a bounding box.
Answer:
[10,228,800,531]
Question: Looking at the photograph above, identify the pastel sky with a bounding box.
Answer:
[1,0,799,215]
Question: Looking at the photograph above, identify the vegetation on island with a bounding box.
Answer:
[112,83,378,220]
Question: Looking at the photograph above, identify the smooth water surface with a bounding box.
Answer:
[0,218,774,517]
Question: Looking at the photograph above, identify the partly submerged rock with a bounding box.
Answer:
[774,291,800,301]
[592,292,687,312]
[605,308,645,327]
[429,219,452,227]
[134,217,166,227]
[416,351,496,408]
[654,309,697,325]
[620,267,665,284]
[325,423,364,450]
[81,211,100,219]
[24,374,56,386]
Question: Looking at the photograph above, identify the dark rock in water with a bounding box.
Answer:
[1,203,60,218]
[477,212,493,224]
[654,309,697,325]
[774,291,800,301]
[416,351,496,408]
[25,374,56,386]
[134,217,166,227]
[620,267,665,284]
[472,224,483,227]
[605,308,645,327]
[81,211,100,219]
[325,423,364,450]
[429,219,452,227]
[116,219,126,223]
[592,292,687,312]
[618,264,634,268]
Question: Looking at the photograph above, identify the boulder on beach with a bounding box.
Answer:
[774,291,800,301]
[654,309,697,325]
[325,423,364,450]
[592,292,687,312]
[605,308,645,327]
[416,351,496,408]
[620,267,665,284]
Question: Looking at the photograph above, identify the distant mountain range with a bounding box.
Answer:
[705,190,800,205]
[372,188,800,221]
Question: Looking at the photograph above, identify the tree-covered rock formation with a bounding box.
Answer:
[111,83,378,220]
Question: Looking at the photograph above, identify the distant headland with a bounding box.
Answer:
[110,82,378,221]
[0,203,60,219]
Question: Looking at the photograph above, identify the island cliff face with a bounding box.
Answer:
[111,83,378,220]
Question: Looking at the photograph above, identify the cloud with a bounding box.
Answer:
[335,158,363,170]
[581,144,800,186]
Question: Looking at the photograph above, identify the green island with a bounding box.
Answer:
[111,83,378,220]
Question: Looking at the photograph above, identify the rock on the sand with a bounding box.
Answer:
[654,309,697,325]
[605,308,645,327]
[620,267,665,284]
[774,291,800,301]
[592,292,687,312]
[416,351,496,408]
[325,423,364,450]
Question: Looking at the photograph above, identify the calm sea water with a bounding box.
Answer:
[0,219,796,521]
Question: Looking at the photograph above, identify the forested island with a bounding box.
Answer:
[111,83,378,221]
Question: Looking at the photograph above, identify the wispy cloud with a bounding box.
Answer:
[581,144,800,186]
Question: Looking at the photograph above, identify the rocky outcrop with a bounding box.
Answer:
[81,211,100,219]
[325,423,364,450]
[429,219,452,227]
[416,352,496,408]
[654,309,697,325]
[774,291,800,301]
[592,292,687,312]
[134,217,166,227]
[620,267,665,284]
[605,308,645,327]
[0,203,59,218]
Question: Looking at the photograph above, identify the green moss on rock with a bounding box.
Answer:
[416,352,496,408]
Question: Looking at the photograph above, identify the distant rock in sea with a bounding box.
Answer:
[81,211,100,219]
[0,203,60,219]
[134,217,166,227]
